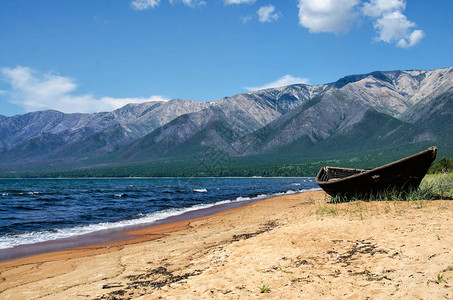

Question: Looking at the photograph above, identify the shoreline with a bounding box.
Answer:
[1,190,452,299]
[0,176,316,180]
[0,197,259,263]
[0,188,319,263]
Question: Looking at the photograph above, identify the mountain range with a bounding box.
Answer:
[0,67,452,177]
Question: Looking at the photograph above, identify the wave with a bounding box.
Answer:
[0,187,321,250]
[193,188,208,193]
[114,193,128,198]
[1,191,41,196]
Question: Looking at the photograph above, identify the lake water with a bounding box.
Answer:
[0,178,319,254]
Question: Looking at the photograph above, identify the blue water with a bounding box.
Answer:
[0,178,319,249]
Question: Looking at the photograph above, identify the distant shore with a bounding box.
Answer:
[1,190,452,299]
[0,176,315,179]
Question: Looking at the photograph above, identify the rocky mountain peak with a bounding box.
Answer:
[0,66,451,173]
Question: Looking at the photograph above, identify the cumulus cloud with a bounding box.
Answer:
[257,5,282,23]
[297,0,360,34]
[362,0,405,17]
[297,0,424,47]
[396,29,424,48]
[0,66,168,114]
[245,75,310,91]
[131,0,160,10]
[362,0,424,48]
[224,0,256,4]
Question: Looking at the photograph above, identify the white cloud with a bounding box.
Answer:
[297,0,424,48]
[297,0,360,34]
[362,0,405,18]
[245,75,310,91]
[0,66,168,114]
[257,5,282,23]
[131,0,160,10]
[373,11,424,47]
[241,15,253,23]
[396,29,424,48]
[224,0,256,4]
[131,0,206,9]
[169,0,206,7]
[362,0,424,48]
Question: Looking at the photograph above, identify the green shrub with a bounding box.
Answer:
[429,157,453,174]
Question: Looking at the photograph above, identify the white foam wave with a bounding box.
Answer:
[193,188,208,193]
[0,187,321,250]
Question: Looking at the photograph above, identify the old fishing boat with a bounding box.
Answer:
[315,146,437,197]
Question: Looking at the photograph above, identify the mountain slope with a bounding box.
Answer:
[232,90,370,156]
[0,100,210,164]
[108,87,322,162]
[230,67,453,157]
[0,67,452,175]
[332,67,453,117]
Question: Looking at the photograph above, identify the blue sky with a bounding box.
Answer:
[0,0,452,116]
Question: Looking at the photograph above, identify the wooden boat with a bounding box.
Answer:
[316,146,437,198]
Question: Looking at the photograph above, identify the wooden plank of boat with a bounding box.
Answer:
[315,146,437,198]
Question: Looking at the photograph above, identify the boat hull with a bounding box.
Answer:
[316,147,437,198]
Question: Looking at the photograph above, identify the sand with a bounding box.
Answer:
[1,190,452,299]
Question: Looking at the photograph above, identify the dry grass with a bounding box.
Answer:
[312,173,452,219]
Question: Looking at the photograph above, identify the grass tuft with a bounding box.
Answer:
[420,173,453,199]
[436,273,444,284]
[258,285,271,293]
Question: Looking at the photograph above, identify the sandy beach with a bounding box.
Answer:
[1,190,452,299]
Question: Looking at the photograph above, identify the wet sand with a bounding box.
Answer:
[1,190,452,299]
